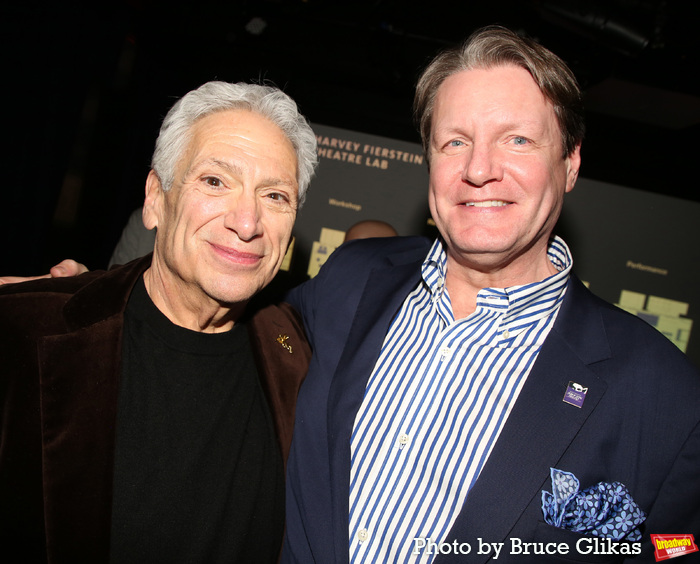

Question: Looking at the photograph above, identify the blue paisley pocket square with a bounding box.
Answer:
[541,468,646,541]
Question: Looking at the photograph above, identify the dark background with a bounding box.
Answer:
[2,0,698,274]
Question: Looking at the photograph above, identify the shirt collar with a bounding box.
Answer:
[421,236,573,323]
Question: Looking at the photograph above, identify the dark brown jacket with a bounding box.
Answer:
[0,255,310,563]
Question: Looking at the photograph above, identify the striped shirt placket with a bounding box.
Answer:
[349,237,572,564]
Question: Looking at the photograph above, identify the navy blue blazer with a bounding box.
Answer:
[282,236,700,564]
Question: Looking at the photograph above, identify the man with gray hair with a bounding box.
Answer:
[0,81,316,563]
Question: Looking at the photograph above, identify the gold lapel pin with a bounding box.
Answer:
[276,334,293,354]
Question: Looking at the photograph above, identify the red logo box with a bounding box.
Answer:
[651,534,699,561]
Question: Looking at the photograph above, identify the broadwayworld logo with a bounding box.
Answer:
[651,534,698,561]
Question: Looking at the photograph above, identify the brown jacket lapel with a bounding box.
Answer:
[248,301,311,467]
[39,256,151,563]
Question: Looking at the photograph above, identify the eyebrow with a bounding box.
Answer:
[440,116,546,134]
[189,158,297,188]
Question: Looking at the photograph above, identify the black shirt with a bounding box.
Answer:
[110,277,284,563]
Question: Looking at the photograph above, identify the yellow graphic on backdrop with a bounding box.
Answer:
[279,237,295,272]
[616,290,693,352]
[307,228,346,278]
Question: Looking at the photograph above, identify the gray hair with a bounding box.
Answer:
[414,25,585,161]
[151,81,318,206]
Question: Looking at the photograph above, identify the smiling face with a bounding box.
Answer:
[143,109,298,328]
[428,65,580,283]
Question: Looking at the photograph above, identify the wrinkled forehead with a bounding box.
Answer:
[179,110,299,177]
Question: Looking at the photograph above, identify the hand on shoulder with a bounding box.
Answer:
[0,259,89,286]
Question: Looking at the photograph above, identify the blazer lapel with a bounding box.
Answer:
[326,247,426,564]
[438,276,612,564]
[247,302,312,468]
[38,256,151,563]
[39,323,123,563]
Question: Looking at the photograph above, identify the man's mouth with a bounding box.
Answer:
[464,200,509,208]
[210,243,263,265]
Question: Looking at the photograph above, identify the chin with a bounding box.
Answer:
[204,277,264,307]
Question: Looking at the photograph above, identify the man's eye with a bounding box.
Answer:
[204,176,223,187]
[267,192,287,202]
[512,136,528,146]
[448,140,463,147]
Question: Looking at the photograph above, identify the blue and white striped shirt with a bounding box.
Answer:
[349,236,572,564]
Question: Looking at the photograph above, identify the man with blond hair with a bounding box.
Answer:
[282,26,699,564]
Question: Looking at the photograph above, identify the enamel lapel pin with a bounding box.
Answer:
[563,381,588,408]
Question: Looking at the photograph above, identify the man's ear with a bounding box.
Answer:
[564,144,582,193]
[143,170,163,230]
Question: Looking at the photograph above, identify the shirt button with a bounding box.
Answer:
[399,434,409,447]
[440,346,451,360]
[358,528,369,542]
[503,330,510,339]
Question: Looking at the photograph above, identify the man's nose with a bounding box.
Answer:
[223,193,262,241]
[461,143,503,187]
